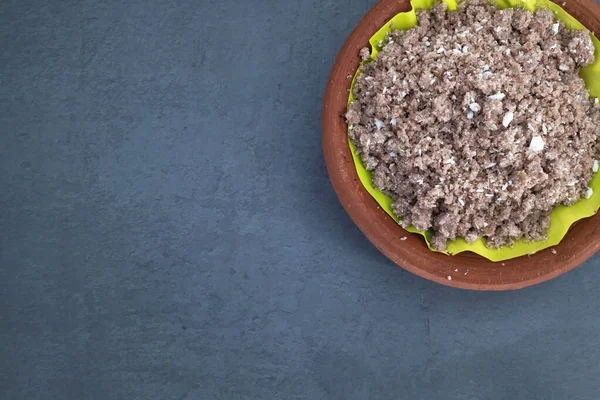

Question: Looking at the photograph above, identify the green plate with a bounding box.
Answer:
[348,0,600,262]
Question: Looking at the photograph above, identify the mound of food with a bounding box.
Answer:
[346,0,600,250]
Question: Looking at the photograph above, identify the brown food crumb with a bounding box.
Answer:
[346,0,600,250]
[360,47,371,60]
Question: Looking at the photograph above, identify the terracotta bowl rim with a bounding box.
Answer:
[322,0,600,290]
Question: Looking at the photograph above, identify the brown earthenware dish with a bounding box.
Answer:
[322,0,600,290]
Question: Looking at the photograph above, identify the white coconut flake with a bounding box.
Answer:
[375,119,384,130]
[542,123,548,135]
[462,45,469,53]
[469,102,481,112]
[488,92,505,101]
[453,49,462,55]
[390,118,397,126]
[502,183,509,190]
[458,199,465,206]
[553,23,559,35]
[559,64,568,71]
[485,162,496,169]
[586,187,594,199]
[529,135,545,152]
[467,111,474,119]
[436,47,445,53]
[444,157,456,165]
[593,160,598,173]
[502,111,514,127]
[595,98,599,104]
[425,41,431,47]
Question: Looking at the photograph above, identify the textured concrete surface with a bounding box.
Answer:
[2,0,600,399]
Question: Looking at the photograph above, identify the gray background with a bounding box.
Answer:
[1,0,600,399]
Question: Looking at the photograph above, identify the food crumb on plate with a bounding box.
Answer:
[502,111,514,128]
[529,136,545,153]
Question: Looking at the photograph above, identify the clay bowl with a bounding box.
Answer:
[322,0,600,290]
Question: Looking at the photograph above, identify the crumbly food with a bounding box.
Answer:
[346,0,600,250]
